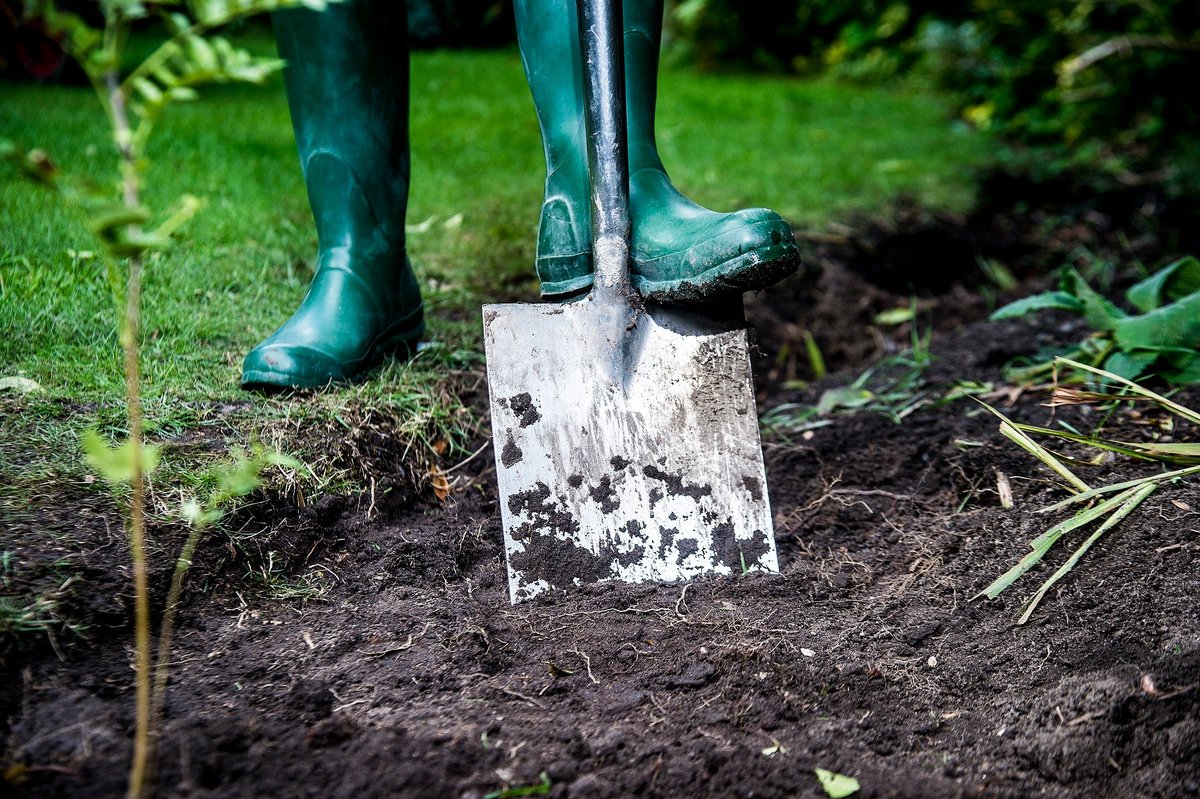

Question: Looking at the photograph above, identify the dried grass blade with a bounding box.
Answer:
[1057,357,1200,426]
[1047,387,1150,406]
[1017,482,1158,624]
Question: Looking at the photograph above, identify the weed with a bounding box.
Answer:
[0,592,62,653]
[484,772,552,799]
[993,256,1200,385]
[247,553,331,601]
[975,357,1200,623]
[0,552,81,656]
[764,313,934,435]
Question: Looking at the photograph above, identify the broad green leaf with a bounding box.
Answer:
[81,429,161,485]
[1113,293,1200,352]
[1101,350,1158,383]
[1061,268,1124,331]
[990,290,1084,320]
[1162,353,1200,385]
[814,768,860,798]
[1126,256,1200,313]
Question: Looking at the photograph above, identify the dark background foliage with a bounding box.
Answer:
[665,0,1200,198]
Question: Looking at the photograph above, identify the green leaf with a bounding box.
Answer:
[1125,256,1200,313]
[817,387,874,415]
[186,34,219,72]
[482,772,551,799]
[990,290,1084,320]
[1061,268,1124,331]
[814,768,860,798]
[132,76,164,105]
[1101,350,1158,383]
[874,306,916,325]
[1162,353,1200,385]
[87,204,151,237]
[81,429,160,485]
[1113,292,1200,353]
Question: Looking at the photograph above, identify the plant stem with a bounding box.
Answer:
[149,525,205,743]
[109,68,153,799]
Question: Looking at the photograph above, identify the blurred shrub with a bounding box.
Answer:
[666,0,939,75]
[667,0,1200,196]
[915,1,1199,195]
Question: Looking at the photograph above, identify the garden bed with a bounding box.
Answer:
[3,206,1199,799]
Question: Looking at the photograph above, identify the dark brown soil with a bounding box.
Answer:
[3,200,1199,799]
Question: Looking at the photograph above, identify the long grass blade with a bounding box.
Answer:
[998,420,1091,493]
[1057,357,1200,426]
[1037,463,1200,513]
[1029,484,1142,548]
[973,485,1142,601]
[1017,482,1158,623]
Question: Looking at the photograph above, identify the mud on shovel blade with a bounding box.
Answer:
[481,0,778,603]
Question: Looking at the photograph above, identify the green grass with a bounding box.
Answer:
[0,41,992,488]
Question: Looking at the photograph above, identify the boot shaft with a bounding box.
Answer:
[514,0,666,177]
[274,0,411,253]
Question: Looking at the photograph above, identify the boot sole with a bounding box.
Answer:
[241,303,425,390]
[636,241,802,304]
[539,241,802,303]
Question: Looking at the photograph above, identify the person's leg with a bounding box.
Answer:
[242,0,422,389]
[513,0,800,303]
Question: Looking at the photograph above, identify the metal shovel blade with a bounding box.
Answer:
[483,296,778,604]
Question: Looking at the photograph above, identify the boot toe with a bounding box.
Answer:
[241,343,348,389]
[632,210,801,303]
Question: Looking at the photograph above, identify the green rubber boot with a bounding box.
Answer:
[241,0,423,389]
[514,0,801,303]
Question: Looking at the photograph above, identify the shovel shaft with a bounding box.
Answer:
[578,0,631,300]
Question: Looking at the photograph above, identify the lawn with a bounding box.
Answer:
[0,42,989,404]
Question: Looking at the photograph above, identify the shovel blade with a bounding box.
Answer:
[483,297,778,604]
